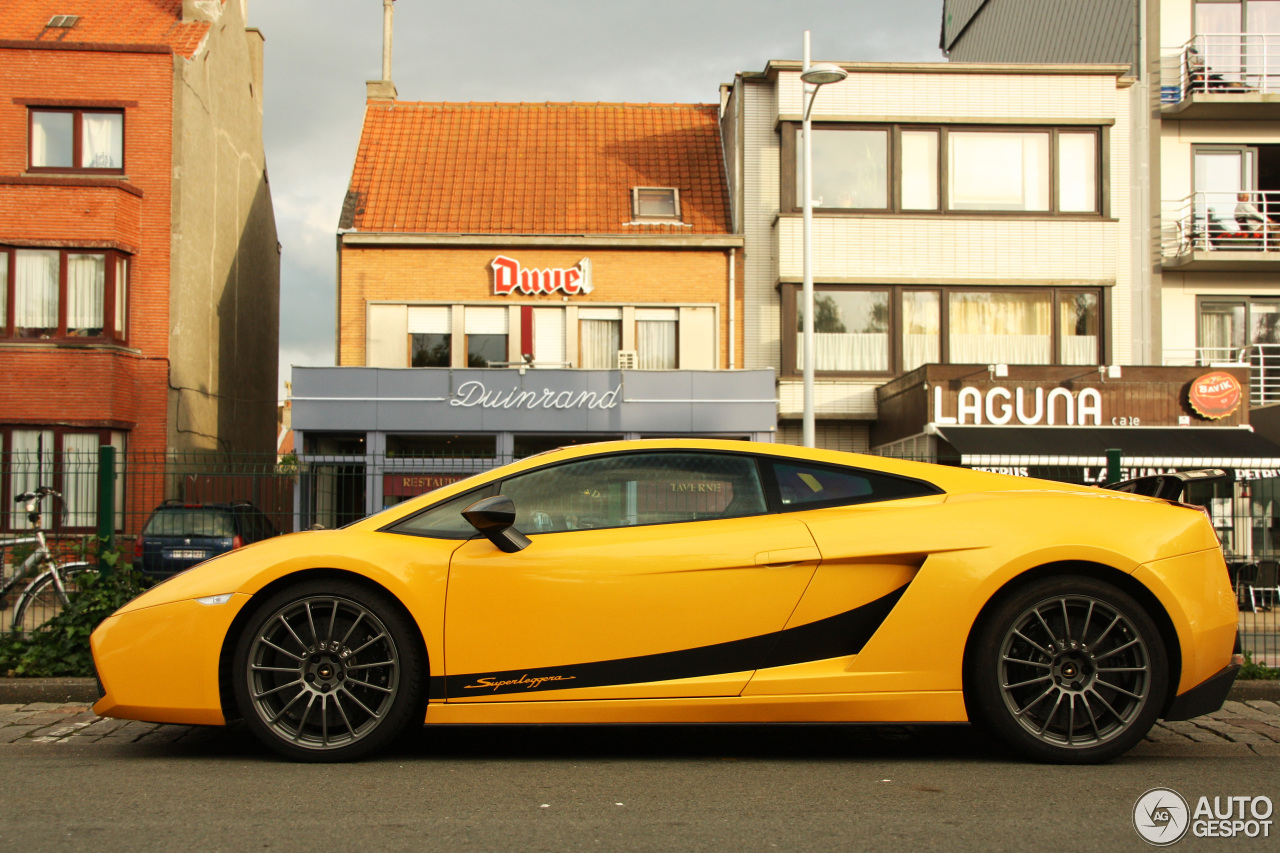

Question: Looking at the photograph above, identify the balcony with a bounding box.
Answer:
[1164,344,1280,407]
[1161,191,1280,271]
[1161,35,1280,120]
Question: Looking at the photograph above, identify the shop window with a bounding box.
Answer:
[636,308,678,369]
[29,108,123,171]
[464,306,508,367]
[514,434,622,459]
[580,308,622,369]
[784,123,1102,216]
[795,289,889,372]
[0,247,128,341]
[3,427,125,532]
[782,284,1103,376]
[632,187,681,220]
[303,432,366,455]
[386,434,497,459]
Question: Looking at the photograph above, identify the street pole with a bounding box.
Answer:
[802,30,816,448]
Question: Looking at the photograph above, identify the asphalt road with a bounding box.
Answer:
[2,719,1277,853]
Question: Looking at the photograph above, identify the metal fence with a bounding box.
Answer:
[0,447,1274,668]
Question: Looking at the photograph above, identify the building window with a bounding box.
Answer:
[1198,296,1280,359]
[782,284,1103,376]
[0,247,129,342]
[408,306,451,366]
[29,108,123,172]
[636,308,678,369]
[632,187,681,220]
[464,306,508,367]
[784,123,1102,216]
[580,308,622,368]
[2,427,125,532]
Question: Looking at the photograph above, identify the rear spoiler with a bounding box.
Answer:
[1107,469,1229,502]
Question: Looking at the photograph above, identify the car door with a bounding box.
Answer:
[442,451,821,702]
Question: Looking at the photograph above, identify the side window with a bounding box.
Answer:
[499,452,767,533]
[388,484,498,539]
[770,461,940,510]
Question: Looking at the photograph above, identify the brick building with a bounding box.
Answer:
[0,1,279,531]
[293,97,774,521]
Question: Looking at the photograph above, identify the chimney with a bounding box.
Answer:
[366,0,397,101]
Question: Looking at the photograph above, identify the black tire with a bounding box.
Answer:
[966,575,1168,764]
[232,578,426,762]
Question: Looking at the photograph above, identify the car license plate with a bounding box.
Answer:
[168,549,208,560]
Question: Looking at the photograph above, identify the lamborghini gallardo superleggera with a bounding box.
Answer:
[90,440,1241,763]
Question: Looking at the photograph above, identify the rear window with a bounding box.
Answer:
[143,510,235,537]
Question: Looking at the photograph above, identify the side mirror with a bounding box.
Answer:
[462,495,532,553]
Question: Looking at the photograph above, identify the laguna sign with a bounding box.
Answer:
[933,384,1103,426]
[491,255,594,296]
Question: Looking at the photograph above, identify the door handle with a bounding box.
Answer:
[754,546,821,567]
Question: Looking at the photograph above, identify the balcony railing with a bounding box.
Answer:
[1162,33,1280,103]
[1164,342,1280,407]
[1161,190,1280,257]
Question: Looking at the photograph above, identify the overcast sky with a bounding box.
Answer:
[246,0,946,398]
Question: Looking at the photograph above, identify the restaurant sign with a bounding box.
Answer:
[934,385,1103,426]
[384,473,468,497]
[491,255,594,296]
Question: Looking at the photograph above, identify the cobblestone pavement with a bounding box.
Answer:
[3,699,1279,754]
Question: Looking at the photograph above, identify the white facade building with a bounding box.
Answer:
[720,61,1135,451]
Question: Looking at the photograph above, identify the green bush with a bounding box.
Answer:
[0,565,150,678]
[1238,651,1280,681]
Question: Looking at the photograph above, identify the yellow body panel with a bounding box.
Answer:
[87,438,1238,731]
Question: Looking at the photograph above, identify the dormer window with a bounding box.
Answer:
[632,187,680,220]
[46,15,80,28]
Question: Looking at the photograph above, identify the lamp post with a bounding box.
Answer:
[799,33,847,448]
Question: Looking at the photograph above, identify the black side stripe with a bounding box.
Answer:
[431,584,908,699]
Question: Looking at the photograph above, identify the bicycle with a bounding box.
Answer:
[0,487,94,633]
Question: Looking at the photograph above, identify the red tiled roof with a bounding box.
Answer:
[343,102,732,236]
[0,0,216,59]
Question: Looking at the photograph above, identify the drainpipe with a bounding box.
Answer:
[727,249,736,370]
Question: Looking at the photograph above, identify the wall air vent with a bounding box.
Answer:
[47,15,80,28]
[617,350,638,370]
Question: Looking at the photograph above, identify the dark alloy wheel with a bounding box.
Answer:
[232,579,425,762]
[967,576,1169,764]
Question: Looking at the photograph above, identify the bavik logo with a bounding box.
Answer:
[491,255,594,296]
[1187,371,1242,420]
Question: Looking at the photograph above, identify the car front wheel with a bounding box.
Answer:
[232,579,425,762]
[967,575,1168,764]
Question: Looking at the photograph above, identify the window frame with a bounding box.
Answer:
[779,283,1107,378]
[1,426,125,533]
[27,107,125,174]
[780,122,1106,218]
[631,187,682,221]
[0,247,129,343]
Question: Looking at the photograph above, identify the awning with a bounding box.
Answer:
[930,425,1280,469]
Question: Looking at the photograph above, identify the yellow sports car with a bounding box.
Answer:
[90,439,1240,763]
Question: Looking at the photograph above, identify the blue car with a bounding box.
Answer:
[135,501,278,579]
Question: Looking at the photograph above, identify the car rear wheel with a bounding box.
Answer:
[232,579,425,762]
[967,575,1168,764]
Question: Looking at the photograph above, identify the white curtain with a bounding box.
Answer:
[67,253,104,335]
[0,253,7,331]
[62,433,99,528]
[796,332,889,371]
[637,320,676,369]
[581,319,620,368]
[950,334,1052,364]
[949,292,1052,364]
[115,256,128,337]
[15,249,59,334]
[1061,335,1099,366]
[30,112,72,168]
[903,334,939,371]
[10,430,53,530]
[81,113,122,169]
[949,132,1050,211]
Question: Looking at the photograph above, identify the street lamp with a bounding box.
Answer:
[800,33,847,448]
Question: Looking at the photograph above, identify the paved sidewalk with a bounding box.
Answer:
[3,697,1279,754]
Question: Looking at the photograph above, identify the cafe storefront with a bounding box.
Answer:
[290,366,777,527]
[872,364,1280,561]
